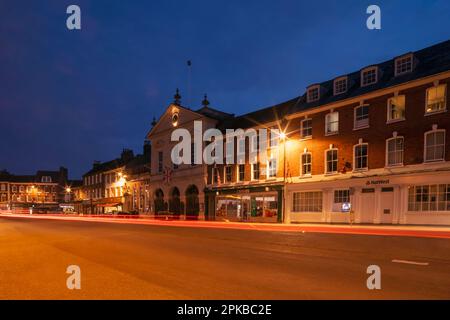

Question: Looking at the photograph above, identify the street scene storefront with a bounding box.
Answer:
[81,197,124,214]
[286,168,450,226]
[206,184,283,223]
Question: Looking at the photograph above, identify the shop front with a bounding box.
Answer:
[206,184,283,223]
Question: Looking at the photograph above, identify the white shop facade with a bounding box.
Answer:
[286,165,450,226]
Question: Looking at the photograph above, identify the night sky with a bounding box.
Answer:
[1,0,450,178]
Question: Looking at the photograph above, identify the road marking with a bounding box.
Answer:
[392,259,429,266]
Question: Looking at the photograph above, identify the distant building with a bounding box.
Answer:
[0,167,70,211]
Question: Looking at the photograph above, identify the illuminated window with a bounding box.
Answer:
[424,129,445,162]
[387,95,406,122]
[395,55,413,76]
[354,104,369,129]
[334,77,348,95]
[426,84,447,114]
[325,111,339,135]
[386,136,404,166]
[361,67,378,87]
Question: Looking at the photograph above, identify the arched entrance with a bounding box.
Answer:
[185,185,199,220]
[169,187,182,217]
[154,189,165,215]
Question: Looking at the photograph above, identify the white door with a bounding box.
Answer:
[360,188,375,223]
[379,187,395,224]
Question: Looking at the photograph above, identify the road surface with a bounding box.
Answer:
[0,217,449,299]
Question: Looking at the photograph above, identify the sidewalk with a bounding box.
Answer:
[1,213,450,239]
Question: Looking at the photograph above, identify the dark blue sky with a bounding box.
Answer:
[1,0,449,178]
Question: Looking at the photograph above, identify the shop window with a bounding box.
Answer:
[387,95,406,122]
[408,184,450,212]
[334,190,350,204]
[292,191,323,212]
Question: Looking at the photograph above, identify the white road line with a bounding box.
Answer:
[391,259,429,266]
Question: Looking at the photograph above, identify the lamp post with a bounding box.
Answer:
[279,132,287,223]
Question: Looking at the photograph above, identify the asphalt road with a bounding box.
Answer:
[1,217,449,299]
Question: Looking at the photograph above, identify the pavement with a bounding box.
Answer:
[1,215,450,299]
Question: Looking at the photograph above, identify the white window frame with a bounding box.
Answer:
[292,191,323,213]
[333,76,348,95]
[325,148,338,175]
[361,66,378,87]
[251,162,260,181]
[354,104,370,129]
[267,157,277,178]
[425,83,447,115]
[300,151,312,177]
[394,54,413,76]
[307,85,320,103]
[300,118,312,140]
[387,94,406,123]
[424,128,445,163]
[353,141,369,171]
[386,135,404,167]
[325,111,339,136]
[237,164,245,182]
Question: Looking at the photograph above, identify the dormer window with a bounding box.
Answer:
[333,77,348,95]
[361,67,378,87]
[307,85,320,103]
[395,54,413,76]
[41,176,52,183]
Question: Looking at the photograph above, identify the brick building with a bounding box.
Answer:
[0,167,70,212]
[204,39,450,225]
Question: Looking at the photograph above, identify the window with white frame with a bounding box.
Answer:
[300,118,312,139]
[269,128,279,148]
[386,136,404,166]
[354,142,368,170]
[334,189,350,204]
[307,86,320,102]
[325,111,339,135]
[361,67,378,87]
[225,166,233,183]
[292,191,323,212]
[387,95,406,122]
[267,157,277,178]
[424,129,445,162]
[354,104,369,129]
[334,77,348,95]
[301,152,312,176]
[426,84,447,114]
[325,148,338,174]
[238,164,245,182]
[408,184,450,212]
[251,163,260,180]
[395,55,413,76]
